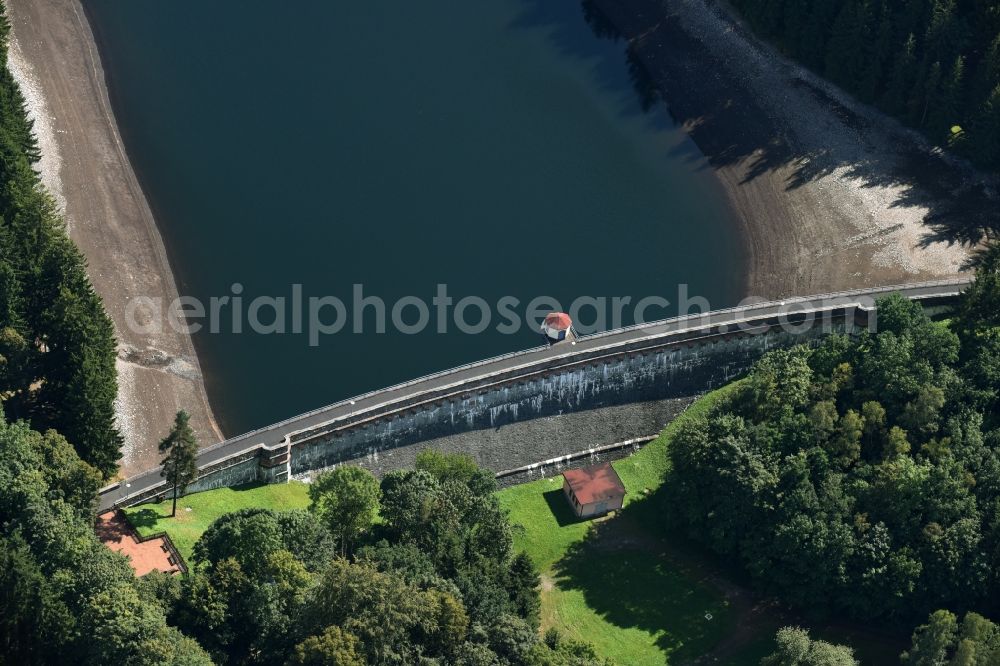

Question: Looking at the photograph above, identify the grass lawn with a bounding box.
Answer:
[497,382,745,664]
[544,541,733,664]
[123,481,310,562]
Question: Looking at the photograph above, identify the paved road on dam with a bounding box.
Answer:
[100,278,970,510]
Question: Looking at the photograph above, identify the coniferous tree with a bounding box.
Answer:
[930,55,966,137]
[859,2,893,102]
[825,0,871,89]
[754,0,787,41]
[972,34,1000,105]
[781,0,813,56]
[924,0,962,62]
[35,284,121,477]
[802,0,842,69]
[883,33,918,115]
[0,5,122,476]
[159,410,199,517]
[971,85,1000,167]
[724,0,1000,171]
[914,59,943,126]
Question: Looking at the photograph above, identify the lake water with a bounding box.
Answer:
[85,0,745,436]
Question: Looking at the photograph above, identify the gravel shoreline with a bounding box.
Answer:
[593,0,983,297]
[6,0,223,476]
[6,32,64,215]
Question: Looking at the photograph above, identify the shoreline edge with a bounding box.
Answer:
[5,0,224,476]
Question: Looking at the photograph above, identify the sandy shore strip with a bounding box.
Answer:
[594,0,986,298]
[6,0,223,476]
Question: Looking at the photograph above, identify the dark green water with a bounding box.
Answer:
[85,0,745,436]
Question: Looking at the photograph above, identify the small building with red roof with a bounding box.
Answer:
[541,312,577,345]
[562,462,626,518]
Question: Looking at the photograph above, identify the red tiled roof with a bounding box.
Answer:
[543,312,573,330]
[563,463,626,505]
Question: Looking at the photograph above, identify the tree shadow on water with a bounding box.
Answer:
[506,0,671,131]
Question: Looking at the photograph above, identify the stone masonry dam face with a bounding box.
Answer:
[288,324,838,479]
[99,280,970,510]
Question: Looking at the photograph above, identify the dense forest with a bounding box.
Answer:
[0,432,607,665]
[664,248,1000,628]
[0,415,211,664]
[729,0,1000,171]
[0,11,121,477]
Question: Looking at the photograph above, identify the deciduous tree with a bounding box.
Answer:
[308,465,380,556]
[762,627,858,665]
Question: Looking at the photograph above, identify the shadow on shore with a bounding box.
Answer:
[509,0,998,259]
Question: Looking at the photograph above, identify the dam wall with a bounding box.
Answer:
[139,310,861,505]
[99,279,969,511]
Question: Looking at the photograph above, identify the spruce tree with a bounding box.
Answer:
[36,283,122,478]
[971,34,1000,104]
[781,0,812,55]
[0,9,125,478]
[914,60,943,127]
[970,85,1000,168]
[727,0,1000,172]
[929,55,966,137]
[882,33,918,115]
[800,0,841,70]
[858,3,892,103]
[825,0,870,89]
[924,0,961,63]
[159,410,199,517]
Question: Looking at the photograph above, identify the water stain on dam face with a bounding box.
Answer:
[84,0,746,436]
